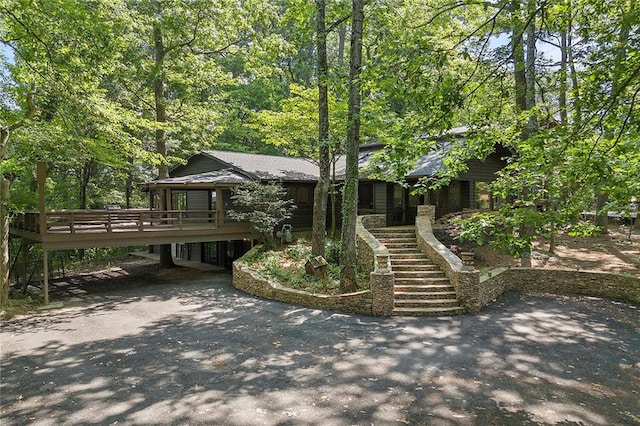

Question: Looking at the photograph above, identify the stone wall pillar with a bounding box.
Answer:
[417,204,435,224]
[371,271,394,316]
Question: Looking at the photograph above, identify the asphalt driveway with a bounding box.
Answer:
[1,266,639,425]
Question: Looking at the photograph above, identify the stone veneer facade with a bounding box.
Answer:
[414,205,639,311]
[233,258,374,315]
[480,267,640,306]
[232,207,639,316]
[415,205,483,313]
[232,214,395,316]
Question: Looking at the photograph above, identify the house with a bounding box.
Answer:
[143,150,325,268]
[356,139,510,225]
[142,134,508,268]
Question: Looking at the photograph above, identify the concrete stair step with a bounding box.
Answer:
[372,235,415,241]
[394,271,444,278]
[394,298,461,309]
[392,306,465,316]
[372,228,415,234]
[382,242,418,248]
[390,259,433,266]
[391,265,440,272]
[394,291,458,300]
[389,252,429,258]
[394,277,450,285]
[387,247,421,253]
[394,284,455,292]
[374,237,417,243]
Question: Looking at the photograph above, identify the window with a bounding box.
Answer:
[286,186,310,205]
[202,242,218,265]
[151,190,162,210]
[172,191,187,210]
[296,186,310,205]
[358,183,374,214]
[210,190,217,210]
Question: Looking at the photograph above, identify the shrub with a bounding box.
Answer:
[227,181,296,248]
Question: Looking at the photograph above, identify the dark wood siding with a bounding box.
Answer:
[373,183,387,214]
[187,190,209,214]
[457,152,506,182]
[171,155,228,177]
[283,183,315,231]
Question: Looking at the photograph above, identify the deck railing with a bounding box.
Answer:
[11,209,236,235]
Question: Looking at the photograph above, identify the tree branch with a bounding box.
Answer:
[327,14,351,34]
[5,83,37,133]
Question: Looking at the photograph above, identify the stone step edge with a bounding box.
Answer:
[394,291,457,297]
[394,298,460,305]
[391,306,465,316]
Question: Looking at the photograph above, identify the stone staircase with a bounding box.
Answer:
[370,227,465,316]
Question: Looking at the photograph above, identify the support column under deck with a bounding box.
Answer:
[43,249,49,306]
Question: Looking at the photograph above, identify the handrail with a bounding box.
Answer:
[10,209,240,235]
[356,215,390,273]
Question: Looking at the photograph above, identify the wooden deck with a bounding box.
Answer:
[9,209,253,250]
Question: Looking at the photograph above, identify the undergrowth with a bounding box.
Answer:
[241,238,369,295]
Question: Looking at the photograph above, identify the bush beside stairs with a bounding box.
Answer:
[371,227,465,316]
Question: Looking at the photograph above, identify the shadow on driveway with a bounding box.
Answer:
[1,268,639,425]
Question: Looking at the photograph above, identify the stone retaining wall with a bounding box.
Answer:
[232,210,638,316]
[233,258,374,316]
[356,214,386,275]
[415,206,482,313]
[231,215,394,317]
[356,214,394,316]
[481,267,640,306]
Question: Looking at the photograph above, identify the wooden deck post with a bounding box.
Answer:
[43,249,49,305]
[215,187,223,227]
[22,241,28,289]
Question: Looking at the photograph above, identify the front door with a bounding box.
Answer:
[391,185,405,225]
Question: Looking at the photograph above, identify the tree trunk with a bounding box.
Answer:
[567,11,581,128]
[330,159,337,237]
[525,0,537,135]
[125,159,133,209]
[337,24,346,65]
[311,0,330,258]
[0,85,36,308]
[595,193,609,232]
[0,174,10,309]
[511,0,527,115]
[339,0,364,293]
[559,29,568,125]
[77,160,93,261]
[153,1,175,268]
[79,160,94,209]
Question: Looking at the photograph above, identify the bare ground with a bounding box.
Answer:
[434,220,640,277]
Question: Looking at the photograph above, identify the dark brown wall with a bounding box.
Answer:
[171,155,227,177]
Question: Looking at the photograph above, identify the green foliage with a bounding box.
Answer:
[227,181,296,247]
[454,208,546,259]
[264,257,290,282]
[238,237,364,294]
[566,221,602,238]
[251,83,348,158]
[324,238,341,264]
[1,0,638,278]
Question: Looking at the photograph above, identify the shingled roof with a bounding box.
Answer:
[145,169,251,188]
[202,150,320,181]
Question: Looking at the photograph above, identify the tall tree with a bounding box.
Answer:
[0,86,35,308]
[339,0,363,292]
[311,0,331,258]
[1,0,140,304]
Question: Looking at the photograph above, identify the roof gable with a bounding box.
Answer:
[202,150,320,181]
